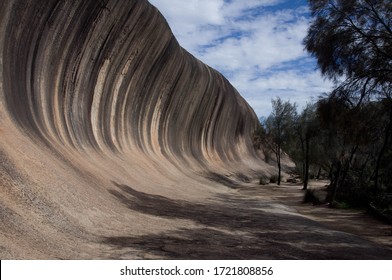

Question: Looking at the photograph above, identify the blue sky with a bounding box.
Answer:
[148,0,334,117]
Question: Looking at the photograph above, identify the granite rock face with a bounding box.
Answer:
[0,0,267,258]
[2,0,259,165]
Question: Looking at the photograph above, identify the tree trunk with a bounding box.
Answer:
[299,137,305,181]
[327,159,341,203]
[274,144,282,186]
[328,146,358,204]
[328,162,335,182]
[302,138,310,190]
[339,145,358,193]
[316,166,322,179]
[277,151,281,186]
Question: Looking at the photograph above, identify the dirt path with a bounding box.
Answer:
[102,180,392,259]
[239,180,392,249]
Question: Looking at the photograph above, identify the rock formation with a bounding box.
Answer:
[2,0,261,165]
[0,0,269,258]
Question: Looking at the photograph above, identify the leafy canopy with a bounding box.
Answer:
[304,0,392,102]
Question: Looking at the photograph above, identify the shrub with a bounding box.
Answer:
[287,178,298,183]
[334,175,373,208]
[259,175,270,185]
[303,189,327,205]
[269,175,279,184]
[331,201,351,209]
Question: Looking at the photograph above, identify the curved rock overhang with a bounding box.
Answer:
[2,0,260,170]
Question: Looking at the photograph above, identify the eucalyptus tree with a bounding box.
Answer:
[295,103,319,190]
[265,98,297,185]
[304,0,392,104]
[305,0,392,198]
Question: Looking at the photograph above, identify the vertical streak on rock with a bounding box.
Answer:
[2,0,261,175]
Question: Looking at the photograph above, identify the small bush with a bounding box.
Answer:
[334,176,373,208]
[304,189,317,203]
[287,178,298,183]
[259,175,270,185]
[372,194,392,211]
[331,201,351,209]
[269,175,279,184]
[304,189,327,205]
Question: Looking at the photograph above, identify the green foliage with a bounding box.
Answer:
[331,201,352,210]
[304,0,392,101]
[263,97,297,185]
[292,103,320,189]
[259,0,392,212]
[297,0,392,212]
[265,98,297,148]
[262,97,392,209]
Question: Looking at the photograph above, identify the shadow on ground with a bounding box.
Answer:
[102,182,392,259]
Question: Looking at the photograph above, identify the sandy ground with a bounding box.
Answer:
[100,179,392,259]
[239,180,392,249]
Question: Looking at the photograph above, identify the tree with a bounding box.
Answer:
[316,95,392,205]
[294,103,319,190]
[304,0,392,104]
[316,97,361,202]
[305,0,392,200]
[264,98,297,185]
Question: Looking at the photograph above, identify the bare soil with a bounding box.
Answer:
[102,180,392,259]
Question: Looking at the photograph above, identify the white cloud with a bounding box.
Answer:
[148,0,334,116]
[199,9,309,73]
[227,68,333,118]
[149,0,226,52]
